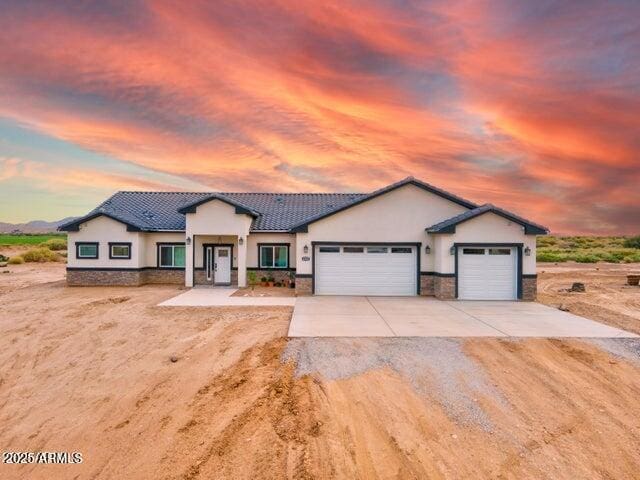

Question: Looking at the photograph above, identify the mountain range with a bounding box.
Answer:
[0,217,77,233]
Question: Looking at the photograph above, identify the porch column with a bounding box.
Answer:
[237,235,247,287]
[185,234,194,287]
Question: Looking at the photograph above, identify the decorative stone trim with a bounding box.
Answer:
[142,269,184,284]
[295,276,312,296]
[434,276,456,300]
[66,269,142,286]
[522,276,537,301]
[419,274,435,296]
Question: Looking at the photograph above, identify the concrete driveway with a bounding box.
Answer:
[288,296,638,338]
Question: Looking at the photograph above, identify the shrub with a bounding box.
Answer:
[21,248,59,263]
[43,238,67,251]
[574,254,599,263]
[537,252,567,263]
[247,271,258,286]
[623,236,640,249]
[8,256,24,264]
[0,254,8,262]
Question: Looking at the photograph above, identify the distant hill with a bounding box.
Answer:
[0,217,77,233]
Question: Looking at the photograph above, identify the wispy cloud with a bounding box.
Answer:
[0,0,638,232]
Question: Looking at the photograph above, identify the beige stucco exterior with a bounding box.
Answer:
[434,212,537,275]
[64,182,542,297]
[295,184,468,275]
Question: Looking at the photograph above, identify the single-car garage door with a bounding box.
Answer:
[315,245,417,296]
[458,246,517,300]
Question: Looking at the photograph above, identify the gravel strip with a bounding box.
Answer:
[283,337,505,431]
[589,338,640,364]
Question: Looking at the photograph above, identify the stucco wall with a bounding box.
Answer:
[185,200,252,236]
[67,216,142,268]
[141,232,186,268]
[246,233,296,269]
[435,212,537,274]
[295,184,468,275]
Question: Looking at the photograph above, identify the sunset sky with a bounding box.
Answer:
[0,0,638,234]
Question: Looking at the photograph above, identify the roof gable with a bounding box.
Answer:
[289,177,477,233]
[426,204,549,235]
[177,193,260,216]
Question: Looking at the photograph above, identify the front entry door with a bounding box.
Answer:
[214,246,231,285]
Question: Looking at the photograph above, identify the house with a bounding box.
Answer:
[58,177,548,300]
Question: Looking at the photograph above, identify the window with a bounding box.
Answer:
[367,247,388,253]
[109,242,131,259]
[489,248,511,255]
[319,246,340,253]
[158,244,186,268]
[391,247,412,253]
[76,242,98,259]
[462,248,485,255]
[259,244,288,268]
[343,247,364,253]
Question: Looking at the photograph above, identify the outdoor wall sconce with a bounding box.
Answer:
[303,244,309,254]
[449,245,456,255]
[424,245,431,254]
[238,237,244,246]
[185,236,191,246]
[524,246,531,256]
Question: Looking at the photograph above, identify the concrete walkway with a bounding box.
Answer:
[288,296,638,338]
[158,287,296,307]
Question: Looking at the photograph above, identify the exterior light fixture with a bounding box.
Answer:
[186,236,191,246]
[425,245,431,254]
[524,246,531,256]
[449,245,456,255]
[303,244,309,254]
[238,237,244,246]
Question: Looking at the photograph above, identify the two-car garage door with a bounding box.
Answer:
[315,245,417,296]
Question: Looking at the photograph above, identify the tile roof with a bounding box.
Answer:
[59,191,368,232]
[426,203,549,235]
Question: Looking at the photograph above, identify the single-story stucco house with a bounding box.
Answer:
[59,177,548,300]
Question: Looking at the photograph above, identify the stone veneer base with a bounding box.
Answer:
[67,268,183,286]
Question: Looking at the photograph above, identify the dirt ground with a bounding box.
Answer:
[1,263,639,479]
[232,285,296,297]
[537,262,640,335]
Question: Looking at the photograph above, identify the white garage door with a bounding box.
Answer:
[458,246,517,300]
[315,245,417,296]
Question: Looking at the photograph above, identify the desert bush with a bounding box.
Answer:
[8,256,25,264]
[43,238,67,250]
[21,248,59,263]
[537,252,567,263]
[574,254,599,263]
[623,236,640,249]
[0,254,8,262]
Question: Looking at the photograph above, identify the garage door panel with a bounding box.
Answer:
[315,245,416,296]
[459,247,517,300]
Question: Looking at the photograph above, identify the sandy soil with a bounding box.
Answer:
[232,286,296,297]
[1,263,639,479]
[538,262,640,334]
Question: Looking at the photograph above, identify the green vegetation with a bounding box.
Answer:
[537,236,640,263]
[42,238,67,250]
[0,233,66,246]
[21,248,60,263]
[623,236,640,249]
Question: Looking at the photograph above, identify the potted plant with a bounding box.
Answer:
[260,276,268,287]
[247,271,258,290]
[268,275,275,287]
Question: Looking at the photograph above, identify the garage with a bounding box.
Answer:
[458,246,518,300]
[315,244,417,296]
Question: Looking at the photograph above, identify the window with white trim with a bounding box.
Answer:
[76,242,98,259]
[259,245,288,268]
[109,243,131,259]
[159,244,186,267]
